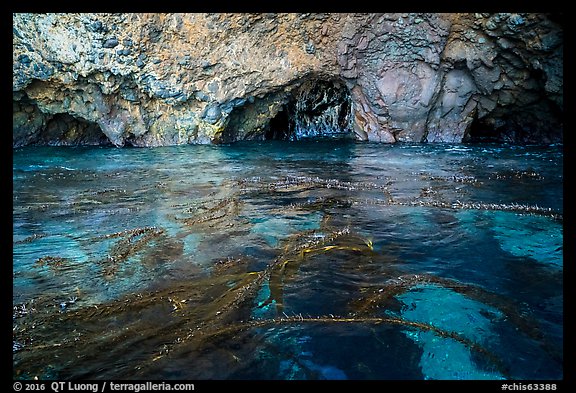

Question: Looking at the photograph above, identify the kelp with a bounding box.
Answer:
[258,230,376,313]
[175,197,241,228]
[12,266,268,379]
[289,196,353,212]
[23,226,178,283]
[65,187,139,216]
[351,274,542,338]
[14,233,47,245]
[415,172,479,184]
[349,273,562,364]
[237,175,391,193]
[92,226,161,241]
[13,168,562,379]
[488,169,545,181]
[236,175,561,220]
[176,315,510,378]
[34,256,71,271]
[14,226,560,379]
[359,198,562,220]
[97,226,165,278]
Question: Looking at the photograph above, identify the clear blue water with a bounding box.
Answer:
[12,141,563,380]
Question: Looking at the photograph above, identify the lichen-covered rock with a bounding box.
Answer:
[12,13,563,147]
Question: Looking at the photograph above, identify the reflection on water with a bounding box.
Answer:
[13,141,563,380]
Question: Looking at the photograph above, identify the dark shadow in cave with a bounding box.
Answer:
[265,109,290,141]
[38,114,112,146]
[465,109,563,145]
[465,118,503,143]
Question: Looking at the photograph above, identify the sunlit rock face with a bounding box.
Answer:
[13,13,563,147]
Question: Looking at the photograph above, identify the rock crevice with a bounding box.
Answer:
[13,13,563,147]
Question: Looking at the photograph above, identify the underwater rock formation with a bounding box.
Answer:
[13,13,563,147]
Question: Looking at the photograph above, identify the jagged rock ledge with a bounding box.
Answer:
[13,13,563,147]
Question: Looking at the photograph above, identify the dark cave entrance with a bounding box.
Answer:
[40,114,112,146]
[465,118,503,143]
[264,78,353,141]
[218,77,354,144]
[464,73,562,145]
[13,89,115,147]
[265,108,290,141]
[464,109,563,145]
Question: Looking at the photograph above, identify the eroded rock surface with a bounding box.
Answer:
[13,13,563,147]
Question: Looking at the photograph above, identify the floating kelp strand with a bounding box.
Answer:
[439,201,561,220]
[183,197,236,214]
[349,275,561,374]
[237,175,391,192]
[413,172,479,184]
[34,256,71,271]
[355,198,562,220]
[258,259,290,313]
[93,226,163,241]
[23,202,60,212]
[419,186,438,198]
[254,228,351,312]
[98,227,165,278]
[290,196,354,211]
[259,229,375,314]
[350,274,556,355]
[71,188,128,205]
[130,271,270,369]
[107,227,164,256]
[178,198,241,226]
[237,174,561,221]
[488,169,545,181]
[283,227,351,254]
[14,233,48,245]
[14,285,205,373]
[213,256,249,273]
[185,314,510,378]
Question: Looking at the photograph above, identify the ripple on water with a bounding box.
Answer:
[12,142,563,380]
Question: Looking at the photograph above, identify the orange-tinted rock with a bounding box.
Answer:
[12,13,563,146]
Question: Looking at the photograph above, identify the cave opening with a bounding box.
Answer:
[265,79,353,141]
[465,107,563,145]
[39,114,112,146]
[219,77,353,143]
[265,109,290,141]
[465,118,503,143]
[264,78,353,141]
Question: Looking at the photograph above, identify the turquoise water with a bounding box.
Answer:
[13,141,563,380]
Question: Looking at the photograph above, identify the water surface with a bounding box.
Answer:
[13,141,563,380]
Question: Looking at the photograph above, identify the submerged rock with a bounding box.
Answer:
[12,13,563,147]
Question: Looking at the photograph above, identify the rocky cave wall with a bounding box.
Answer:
[13,13,563,147]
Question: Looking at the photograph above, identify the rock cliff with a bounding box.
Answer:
[13,13,563,147]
